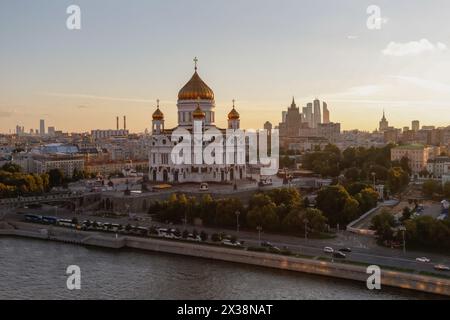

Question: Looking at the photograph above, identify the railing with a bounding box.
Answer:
[0,193,81,205]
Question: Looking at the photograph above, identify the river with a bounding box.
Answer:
[0,237,437,300]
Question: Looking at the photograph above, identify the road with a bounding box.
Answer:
[3,206,450,277]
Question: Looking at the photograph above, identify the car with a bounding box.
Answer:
[434,264,450,271]
[222,239,241,247]
[323,247,334,253]
[261,241,274,248]
[338,248,352,253]
[416,257,430,263]
[333,251,346,259]
[199,183,209,191]
[258,178,273,187]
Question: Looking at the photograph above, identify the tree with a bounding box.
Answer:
[200,231,208,242]
[214,198,244,228]
[400,156,412,175]
[316,185,359,226]
[344,167,360,182]
[422,180,442,198]
[401,207,412,221]
[48,169,64,188]
[1,163,22,173]
[387,167,409,194]
[371,210,396,240]
[303,208,327,233]
[72,168,85,181]
[247,202,279,231]
[444,182,450,198]
[354,188,379,213]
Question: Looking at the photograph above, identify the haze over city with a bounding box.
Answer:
[1,0,450,132]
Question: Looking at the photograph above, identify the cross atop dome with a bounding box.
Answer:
[194,57,198,71]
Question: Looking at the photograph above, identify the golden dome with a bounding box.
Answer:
[192,104,206,119]
[228,100,240,120]
[152,100,164,120]
[178,71,214,101]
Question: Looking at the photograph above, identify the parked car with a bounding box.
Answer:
[434,264,450,271]
[416,257,430,263]
[333,251,346,259]
[258,178,273,187]
[323,247,334,253]
[199,183,209,191]
[338,248,352,253]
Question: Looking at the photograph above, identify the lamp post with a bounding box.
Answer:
[399,226,406,254]
[257,225,262,243]
[371,172,376,190]
[303,218,309,241]
[233,164,237,191]
[235,210,240,234]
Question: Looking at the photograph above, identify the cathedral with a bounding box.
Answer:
[148,59,247,183]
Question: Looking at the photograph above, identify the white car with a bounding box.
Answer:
[434,264,450,271]
[323,247,334,253]
[416,257,430,263]
[222,239,241,247]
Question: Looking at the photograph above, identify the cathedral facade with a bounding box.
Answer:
[148,61,246,184]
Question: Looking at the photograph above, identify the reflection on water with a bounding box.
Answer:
[0,237,435,300]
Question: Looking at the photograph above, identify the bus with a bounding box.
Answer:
[41,216,58,225]
[24,214,43,223]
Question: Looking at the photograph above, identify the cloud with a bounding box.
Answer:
[0,111,13,118]
[39,92,154,104]
[329,85,385,98]
[389,75,450,93]
[382,39,447,57]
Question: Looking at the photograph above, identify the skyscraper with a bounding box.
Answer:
[379,111,389,132]
[323,102,330,124]
[313,99,321,128]
[412,120,420,132]
[305,103,313,128]
[39,119,45,136]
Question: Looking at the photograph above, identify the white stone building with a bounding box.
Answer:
[148,61,246,183]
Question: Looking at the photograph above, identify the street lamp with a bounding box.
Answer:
[371,172,376,190]
[256,225,262,243]
[233,164,237,191]
[235,210,240,234]
[303,218,309,241]
[399,226,406,254]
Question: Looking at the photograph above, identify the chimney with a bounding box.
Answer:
[116,116,119,130]
[123,116,126,130]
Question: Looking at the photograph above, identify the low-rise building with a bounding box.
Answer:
[427,156,450,178]
[33,154,85,178]
[391,144,433,174]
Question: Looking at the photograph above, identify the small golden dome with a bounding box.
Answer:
[178,71,214,101]
[228,100,240,120]
[152,100,164,120]
[192,104,206,119]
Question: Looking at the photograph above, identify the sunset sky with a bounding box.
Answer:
[1,0,450,133]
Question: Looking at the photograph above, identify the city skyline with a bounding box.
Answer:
[2,0,450,133]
